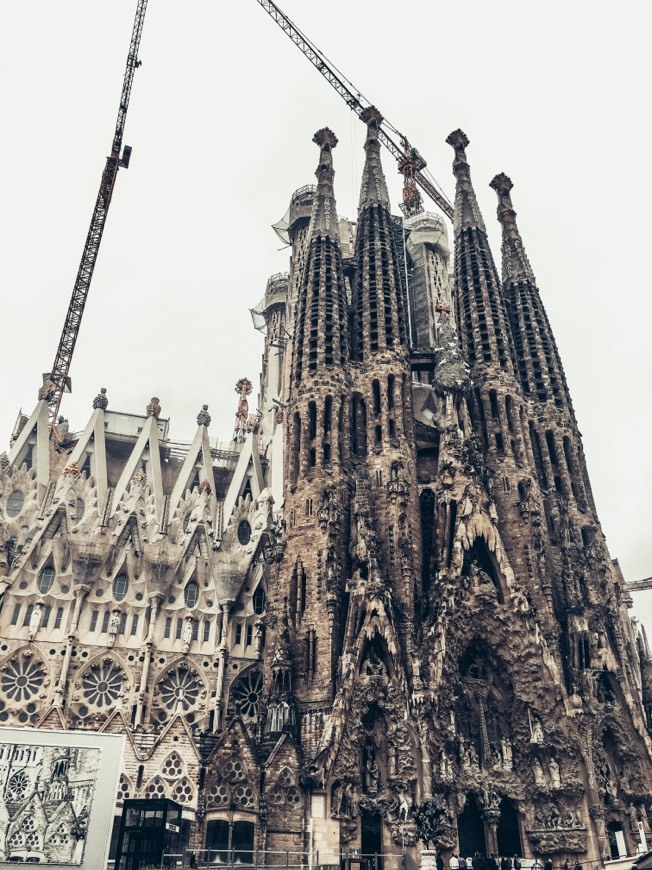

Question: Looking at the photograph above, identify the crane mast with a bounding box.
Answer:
[256,0,454,222]
[45,0,148,425]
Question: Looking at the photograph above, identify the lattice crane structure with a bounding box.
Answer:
[44,0,148,425]
[256,0,454,222]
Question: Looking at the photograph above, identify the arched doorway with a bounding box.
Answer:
[496,798,522,857]
[458,796,486,857]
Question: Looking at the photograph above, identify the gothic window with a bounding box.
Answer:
[162,752,185,779]
[172,777,194,805]
[81,660,125,708]
[286,787,302,805]
[112,573,129,601]
[38,566,55,595]
[54,607,64,629]
[276,768,294,789]
[238,520,252,545]
[6,770,29,801]
[0,654,46,703]
[222,757,244,782]
[49,823,71,845]
[75,498,85,521]
[184,580,199,608]
[268,785,284,805]
[157,666,202,722]
[229,669,263,721]
[233,782,255,808]
[10,604,20,626]
[207,782,230,808]
[164,617,172,638]
[253,586,266,615]
[146,776,168,798]
[118,775,131,802]
[6,491,24,518]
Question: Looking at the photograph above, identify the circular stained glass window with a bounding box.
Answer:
[1,656,46,702]
[230,669,263,720]
[38,566,55,595]
[184,581,199,608]
[82,660,124,708]
[237,520,252,546]
[6,491,24,518]
[112,573,129,601]
[159,667,201,711]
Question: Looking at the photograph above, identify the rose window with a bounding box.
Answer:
[268,786,284,805]
[233,782,255,808]
[162,752,184,779]
[222,757,244,782]
[81,660,124,708]
[1,655,46,703]
[172,777,194,805]
[277,768,294,789]
[208,783,230,808]
[230,669,263,720]
[146,777,167,798]
[159,667,201,712]
[286,787,302,805]
[6,771,29,801]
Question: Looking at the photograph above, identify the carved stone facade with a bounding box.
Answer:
[0,115,651,865]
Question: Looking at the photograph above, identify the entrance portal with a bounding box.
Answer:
[496,798,522,857]
[458,797,486,857]
[361,809,383,868]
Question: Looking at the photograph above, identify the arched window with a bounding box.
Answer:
[38,566,55,595]
[6,491,24,518]
[237,520,252,546]
[184,580,199,608]
[253,586,266,615]
[112,573,129,601]
[75,498,85,521]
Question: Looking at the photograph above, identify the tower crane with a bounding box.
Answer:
[44,0,148,426]
[256,0,454,222]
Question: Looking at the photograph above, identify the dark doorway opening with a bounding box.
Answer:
[458,796,486,857]
[361,809,383,870]
[606,822,626,859]
[497,798,522,857]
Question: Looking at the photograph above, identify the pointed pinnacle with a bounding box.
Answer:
[489,173,535,284]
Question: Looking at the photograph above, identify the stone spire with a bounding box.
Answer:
[358,106,390,210]
[446,130,516,376]
[352,107,407,361]
[308,128,340,240]
[489,173,535,284]
[490,173,574,413]
[446,129,487,235]
[291,129,349,387]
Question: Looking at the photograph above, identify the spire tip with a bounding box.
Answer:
[313,128,338,150]
[490,173,513,197]
[446,129,469,151]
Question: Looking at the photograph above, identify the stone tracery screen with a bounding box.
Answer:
[0,728,123,868]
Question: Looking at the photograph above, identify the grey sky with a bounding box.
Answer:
[1,2,650,615]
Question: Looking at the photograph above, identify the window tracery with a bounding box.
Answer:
[207,782,230,808]
[81,659,125,709]
[172,777,195,805]
[228,669,263,722]
[0,653,46,704]
[154,664,203,724]
[118,774,131,802]
[161,752,185,779]
[233,782,255,808]
[146,776,168,798]
[6,770,29,801]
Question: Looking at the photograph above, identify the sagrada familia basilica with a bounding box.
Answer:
[1,110,651,864]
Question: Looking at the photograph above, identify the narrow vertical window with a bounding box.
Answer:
[90,611,99,632]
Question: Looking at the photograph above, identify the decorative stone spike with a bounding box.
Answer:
[93,387,109,410]
[358,105,390,210]
[63,460,80,477]
[489,173,536,285]
[146,397,161,418]
[197,404,211,427]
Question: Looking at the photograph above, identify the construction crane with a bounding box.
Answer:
[256,0,454,222]
[44,0,148,426]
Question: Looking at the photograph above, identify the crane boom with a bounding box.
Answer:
[46,0,148,424]
[256,0,454,221]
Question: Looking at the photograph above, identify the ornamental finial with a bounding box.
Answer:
[197,404,211,427]
[146,397,161,418]
[93,387,108,410]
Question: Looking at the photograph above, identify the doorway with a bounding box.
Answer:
[361,809,383,869]
[496,798,522,857]
[458,797,486,858]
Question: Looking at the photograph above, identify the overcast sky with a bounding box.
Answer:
[1,1,650,619]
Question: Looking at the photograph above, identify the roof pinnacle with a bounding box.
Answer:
[358,105,390,210]
[446,129,486,234]
[489,173,535,284]
[309,128,339,239]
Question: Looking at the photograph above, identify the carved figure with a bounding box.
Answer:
[549,757,561,789]
[532,757,546,787]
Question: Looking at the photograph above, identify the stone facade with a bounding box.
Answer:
[1,115,651,865]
